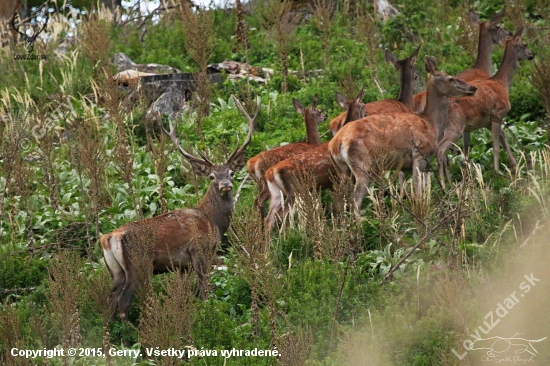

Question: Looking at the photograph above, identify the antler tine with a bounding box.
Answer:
[227,95,260,163]
[161,119,211,166]
[11,12,26,37]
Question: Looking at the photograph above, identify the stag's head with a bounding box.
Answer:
[162,96,260,197]
[424,56,477,98]
[10,11,49,54]
[385,45,421,81]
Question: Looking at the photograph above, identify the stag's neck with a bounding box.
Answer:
[472,27,494,75]
[397,67,415,111]
[423,87,450,142]
[198,185,234,238]
[491,41,518,91]
[304,110,321,146]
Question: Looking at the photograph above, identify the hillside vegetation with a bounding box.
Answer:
[1,0,550,365]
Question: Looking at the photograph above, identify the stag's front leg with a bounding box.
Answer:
[190,246,209,301]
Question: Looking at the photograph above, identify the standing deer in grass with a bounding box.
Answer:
[330,46,421,134]
[413,10,511,161]
[247,96,327,217]
[414,10,509,112]
[264,90,367,230]
[329,57,477,214]
[101,96,259,320]
[436,28,535,186]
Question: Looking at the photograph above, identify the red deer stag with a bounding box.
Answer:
[436,28,534,185]
[247,96,327,217]
[329,57,477,214]
[330,46,421,134]
[101,96,259,320]
[264,90,367,230]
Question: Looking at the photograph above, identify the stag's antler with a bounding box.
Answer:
[227,95,260,164]
[10,11,49,54]
[162,118,213,167]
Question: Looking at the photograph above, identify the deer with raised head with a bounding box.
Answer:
[413,10,509,113]
[330,46,421,134]
[101,96,259,320]
[329,57,477,214]
[264,89,367,230]
[436,28,535,186]
[248,96,327,217]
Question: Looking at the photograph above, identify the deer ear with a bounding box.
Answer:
[409,45,421,64]
[292,98,305,115]
[227,151,247,172]
[468,10,480,25]
[489,9,505,26]
[356,87,365,103]
[385,49,399,68]
[336,92,347,109]
[189,161,211,177]
[311,94,319,108]
[424,56,438,74]
[514,27,524,39]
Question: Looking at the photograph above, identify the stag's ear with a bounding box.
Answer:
[514,27,524,39]
[409,45,421,64]
[292,98,305,115]
[468,10,480,25]
[311,94,319,108]
[336,92,347,109]
[424,56,438,74]
[356,87,365,103]
[385,49,399,68]
[189,161,211,177]
[489,9,505,26]
[227,151,247,172]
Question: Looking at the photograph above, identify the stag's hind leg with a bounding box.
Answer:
[102,234,127,319]
[112,234,137,320]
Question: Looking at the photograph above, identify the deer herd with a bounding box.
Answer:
[102,10,535,318]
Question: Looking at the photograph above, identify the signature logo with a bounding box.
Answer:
[470,333,547,359]
[10,11,49,55]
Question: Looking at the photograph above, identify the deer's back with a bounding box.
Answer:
[103,209,217,273]
[449,79,510,132]
[329,100,409,134]
[268,143,335,191]
[413,69,492,114]
[455,69,490,82]
[247,142,315,181]
[330,113,437,169]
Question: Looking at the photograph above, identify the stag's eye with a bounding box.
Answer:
[229,170,235,177]
[209,174,215,180]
